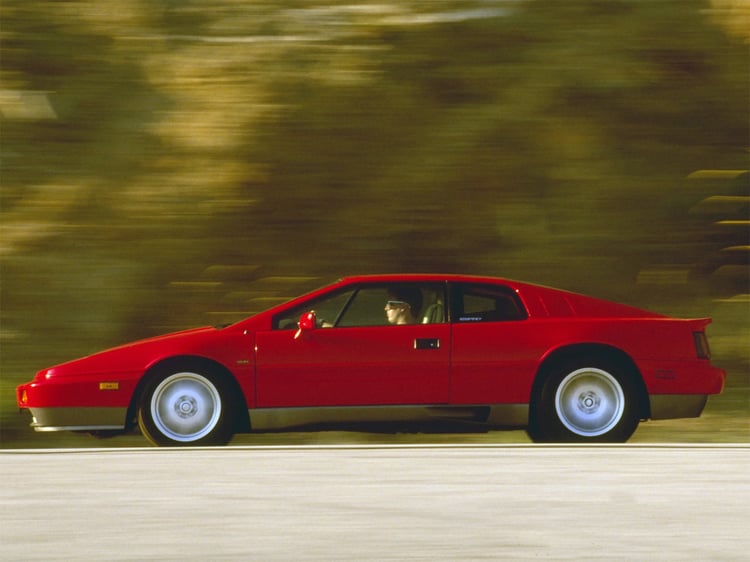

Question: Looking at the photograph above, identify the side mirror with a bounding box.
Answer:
[294,311,317,339]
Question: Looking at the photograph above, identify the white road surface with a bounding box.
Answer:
[1,445,748,561]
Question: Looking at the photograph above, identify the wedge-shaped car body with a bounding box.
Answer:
[16,274,725,445]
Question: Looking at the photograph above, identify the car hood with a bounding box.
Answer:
[39,326,221,378]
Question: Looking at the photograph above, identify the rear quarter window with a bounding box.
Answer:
[452,284,528,322]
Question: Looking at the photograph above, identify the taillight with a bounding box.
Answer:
[693,331,711,359]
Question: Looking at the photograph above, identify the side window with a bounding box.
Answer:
[452,283,527,323]
[338,287,391,327]
[273,290,354,330]
[337,283,446,327]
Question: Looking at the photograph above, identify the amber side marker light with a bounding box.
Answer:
[20,390,28,405]
[99,382,119,391]
[693,332,711,359]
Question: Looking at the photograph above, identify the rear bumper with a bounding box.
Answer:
[20,406,127,432]
[641,361,726,395]
[642,360,724,420]
[648,394,709,420]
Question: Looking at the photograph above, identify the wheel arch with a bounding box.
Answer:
[530,343,650,421]
[126,355,250,434]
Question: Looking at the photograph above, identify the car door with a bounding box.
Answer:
[254,283,450,408]
[448,282,537,404]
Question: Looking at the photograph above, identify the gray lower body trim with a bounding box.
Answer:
[485,404,529,427]
[249,404,529,432]
[648,394,708,420]
[26,407,127,432]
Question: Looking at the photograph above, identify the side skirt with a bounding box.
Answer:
[247,404,529,433]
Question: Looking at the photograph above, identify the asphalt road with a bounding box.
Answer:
[1,445,748,561]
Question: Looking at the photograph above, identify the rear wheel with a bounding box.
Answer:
[531,361,640,443]
[138,369,234,446]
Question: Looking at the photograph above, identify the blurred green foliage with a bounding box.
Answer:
[1,1,748,446]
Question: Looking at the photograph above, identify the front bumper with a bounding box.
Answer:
[20,406,128,432]
[17,373,135,432]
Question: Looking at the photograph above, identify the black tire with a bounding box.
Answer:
[531,360,640,443]
[138,369,234,447]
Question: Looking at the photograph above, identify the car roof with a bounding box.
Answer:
[337,274,546,297]
[340,273,517,285]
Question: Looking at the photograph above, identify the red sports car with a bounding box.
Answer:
[16,274,725,445]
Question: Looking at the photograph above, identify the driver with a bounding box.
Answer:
[384,286,423,325]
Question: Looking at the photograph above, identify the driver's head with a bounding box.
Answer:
[385,286,422,323]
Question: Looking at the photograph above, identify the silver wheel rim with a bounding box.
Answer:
[150,372,221,442]
[554,368,625,437]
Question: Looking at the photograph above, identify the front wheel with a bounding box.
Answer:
[531,362,640,443]
[138,370,234,446]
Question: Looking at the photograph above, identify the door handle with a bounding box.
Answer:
[414,338,440,350]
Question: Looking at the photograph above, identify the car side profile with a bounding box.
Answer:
[16,274,726,445]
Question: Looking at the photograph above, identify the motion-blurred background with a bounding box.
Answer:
[1,0,747,446]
